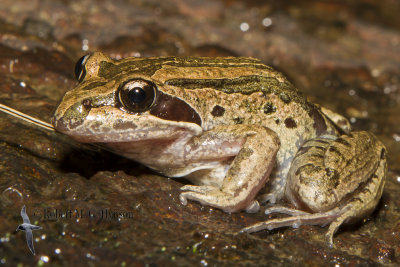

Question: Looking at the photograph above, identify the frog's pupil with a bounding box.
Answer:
[128,87,146,103]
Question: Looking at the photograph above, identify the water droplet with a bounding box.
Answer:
[40,255,49,263]
[82,39,89,51]
[371,68,380,77]
[0,236,10,242]
[200,259,208,266]
[262,17,272,27]
[86,252,96,260]
[240,22,250,32]
[393,133,400,142]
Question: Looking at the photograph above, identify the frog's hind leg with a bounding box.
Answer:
[241,131,387,246]
[324,151,386,245]
[241,176,379,246]
[241,159,385,245]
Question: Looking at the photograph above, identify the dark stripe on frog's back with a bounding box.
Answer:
[97,56,271,80]
[166,75,329,135]
[165,75,297,100]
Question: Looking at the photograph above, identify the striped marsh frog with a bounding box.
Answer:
[52,52,387,244]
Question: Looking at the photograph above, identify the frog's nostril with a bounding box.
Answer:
[82,99,92,109]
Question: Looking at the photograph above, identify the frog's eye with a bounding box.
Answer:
[118,79,157,113]
[74,54,90,82]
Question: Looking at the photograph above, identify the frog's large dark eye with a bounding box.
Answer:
[118,79,157,113]
[74,54,90,82]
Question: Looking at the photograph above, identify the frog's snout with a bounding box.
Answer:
[52,100,87,135]
[52,112,85,135]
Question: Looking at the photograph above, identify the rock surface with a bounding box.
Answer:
[0,0,399,265]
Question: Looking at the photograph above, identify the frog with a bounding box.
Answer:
[52,52,387,245]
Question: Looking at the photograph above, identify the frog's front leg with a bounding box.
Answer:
[180,124,280,213]
[241,131,387,245]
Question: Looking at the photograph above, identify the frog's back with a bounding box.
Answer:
[136,56,333,134]
[126,56,308,111]
[99,56,272,80]
[100,55,298,100]
[99,55,337,140]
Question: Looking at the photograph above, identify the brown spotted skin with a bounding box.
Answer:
[286,131,386,213]
[53,52,386,244]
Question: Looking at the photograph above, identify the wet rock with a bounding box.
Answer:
[0,0,399,266]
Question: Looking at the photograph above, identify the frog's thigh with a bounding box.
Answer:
[180,124,280,213]
[241,131,387,245]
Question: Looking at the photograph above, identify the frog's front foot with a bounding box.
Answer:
[180,185,236,212]
[180,185,260,213]
[180,125,279,213]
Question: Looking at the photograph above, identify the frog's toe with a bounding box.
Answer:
[245,200,260,213]
[180,188,251,212]
[264,206,310,216]
[323,207,352,247]
[180,185,235,208]
[239,221,274,234]
[259,193,277,204]
[179,193,189,205]
[179,185,218,206]
[179,190,227,208]
[180,185,216,194]
[240,209,341,237]
[325,232,334,248]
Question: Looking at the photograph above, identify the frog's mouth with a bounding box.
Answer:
[52,110,202,144]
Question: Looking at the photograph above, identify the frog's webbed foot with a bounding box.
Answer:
[180,185,260,213]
